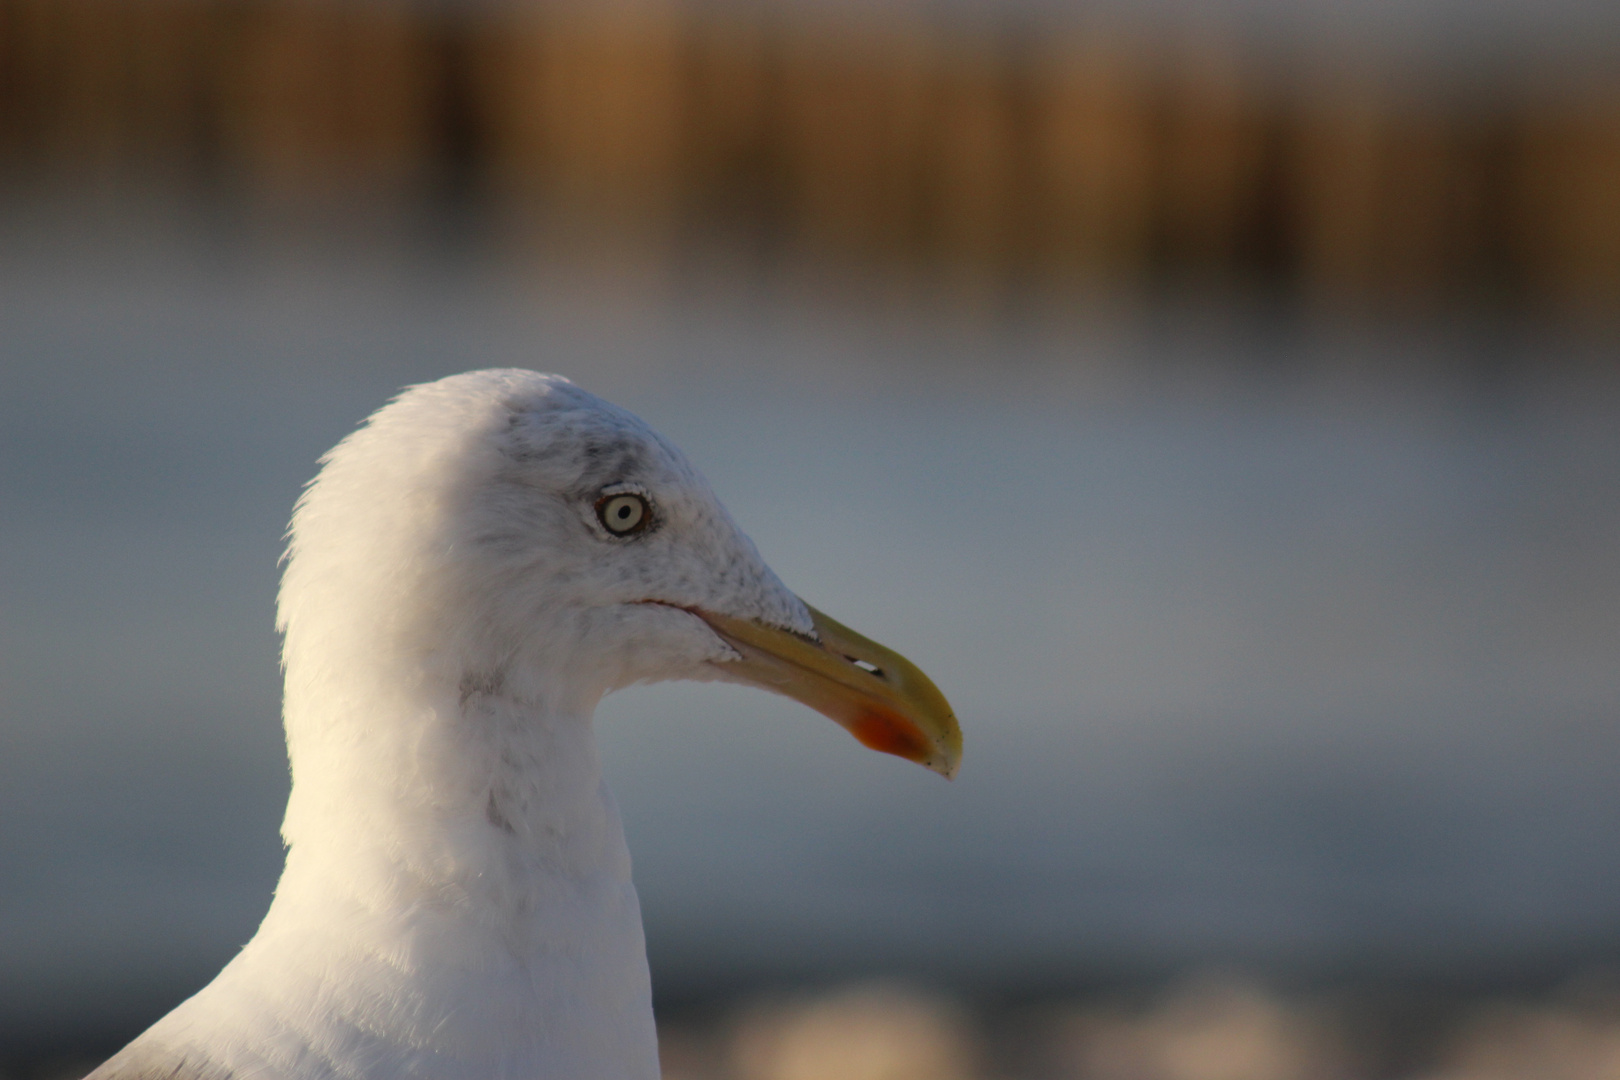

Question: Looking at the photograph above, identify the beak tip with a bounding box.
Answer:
[925,726,962,780]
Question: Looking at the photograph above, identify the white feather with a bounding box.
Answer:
[90,370,813,1080]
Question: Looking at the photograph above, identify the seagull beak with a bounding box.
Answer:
[696,602,962,779]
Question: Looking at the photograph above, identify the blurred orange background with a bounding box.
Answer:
[3,0,1617,320]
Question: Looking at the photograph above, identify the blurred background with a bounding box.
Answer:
[2,0,1618,1078]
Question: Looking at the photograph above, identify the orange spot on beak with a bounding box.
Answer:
[849,708,932,763]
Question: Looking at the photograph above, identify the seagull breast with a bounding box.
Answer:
[86,369,961,1080]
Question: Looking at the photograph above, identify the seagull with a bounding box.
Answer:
[86,370,961,1080]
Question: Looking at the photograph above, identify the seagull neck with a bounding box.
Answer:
[274,671,634,926]
[195,679,658,1079]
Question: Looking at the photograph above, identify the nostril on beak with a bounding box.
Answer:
[847,656,884,677]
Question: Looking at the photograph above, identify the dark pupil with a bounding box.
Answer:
[616,505,631,519]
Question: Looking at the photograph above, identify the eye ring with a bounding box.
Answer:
[594,491,651,537]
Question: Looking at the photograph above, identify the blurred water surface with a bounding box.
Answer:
[1,202,1617,1055]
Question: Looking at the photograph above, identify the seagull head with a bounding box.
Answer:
[84,369,959,1080]
[278,370,960,784]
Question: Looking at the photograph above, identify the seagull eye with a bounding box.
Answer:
[595,493,650,537]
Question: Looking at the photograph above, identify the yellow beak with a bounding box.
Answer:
[695,602,962,779]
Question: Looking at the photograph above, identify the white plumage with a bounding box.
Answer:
[86,370,958,1080]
